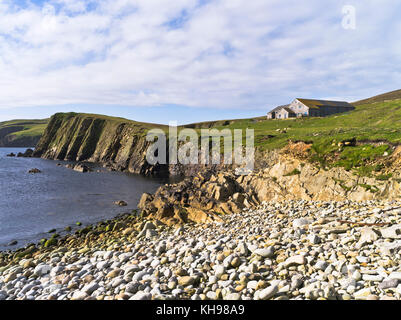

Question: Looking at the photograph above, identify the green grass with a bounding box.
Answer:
[353,88,401,106]
[333,178,352,192]
[49,98,401,175]
[11,123,48,137]
[4,89,401,175]
[334,145,390,171]
[51,112,168,136]
[188,99,401,174]
[284,168,301,176]
[193,99,401,150]
[376,173,393,181]
[358,183,380,193]
[0,119,48,146]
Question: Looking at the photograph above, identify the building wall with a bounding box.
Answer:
[289,99,309,117]
[268,100,354,120]
[276,109,297,119]
[310,105,354,117]
[276,109,289,119]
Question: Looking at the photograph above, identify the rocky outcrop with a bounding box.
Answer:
[33,113,170,176]
[240,156,401,202]
[17,149,34,157]
[28,168,41,174]
[33,113,230,177]
[138,154,401,224]
[138,170,254,225]
[72,163,92,173]
[0,126,41,147]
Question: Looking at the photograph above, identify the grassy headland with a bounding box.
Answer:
[4,90,401,177]
[0,119,48,147]
[190,97,401,177]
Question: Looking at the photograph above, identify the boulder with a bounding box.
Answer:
[28,168,41,174]
[138,193,153,209]
[114,200,127,207]
[73,163,92,173]
[17,149,34,157]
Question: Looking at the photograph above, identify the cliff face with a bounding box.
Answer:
[0,120,46,147]
[33,113,239,176]
[138,152,401,225]
[33,113,169,176]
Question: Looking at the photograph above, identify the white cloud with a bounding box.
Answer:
[0,0,399,111]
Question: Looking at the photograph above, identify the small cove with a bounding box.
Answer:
[0,148,170,250]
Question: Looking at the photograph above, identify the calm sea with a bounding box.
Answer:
[0,148,168,251]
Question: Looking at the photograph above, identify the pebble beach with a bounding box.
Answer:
[2,200,401,300]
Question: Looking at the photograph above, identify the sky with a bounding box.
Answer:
[0,0,400,125]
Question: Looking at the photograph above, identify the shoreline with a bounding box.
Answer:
[2,199,401,300]
[0,148,172,251]
[2,145,401,300]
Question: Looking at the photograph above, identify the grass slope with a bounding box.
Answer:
[194,98,401,176]
[353,89,401,106]
[49,98,401,177]
[4,89,401,175]
[0,119,48,146]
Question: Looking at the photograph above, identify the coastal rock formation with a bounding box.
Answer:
[0,120,47,147]
[138,154,401,223]
[33,113,170,176]
[0,127,41,147]
[17,149,34,157]
[138,170,254,225]
[31,113,233,176]
[73,163,92,173]
[114,200,128,207]
[28,168,41,174]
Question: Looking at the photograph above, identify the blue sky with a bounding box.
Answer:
[0,0,400,124]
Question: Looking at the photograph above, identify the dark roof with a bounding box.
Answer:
[282,107,296,114]
[296,98,354,109]
[267,104,290,114]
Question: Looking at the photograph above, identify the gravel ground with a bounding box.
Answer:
[2,199,401,300]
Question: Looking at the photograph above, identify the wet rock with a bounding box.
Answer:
[73,163,92,173]
[28,168,41,174]
[114,200,128,207]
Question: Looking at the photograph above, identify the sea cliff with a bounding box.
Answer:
[33,113,170,176]
[0,119,47,147]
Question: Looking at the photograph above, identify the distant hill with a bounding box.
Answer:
[4,87,401,176]
[353,89,401,106]
[0,119,48,147]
